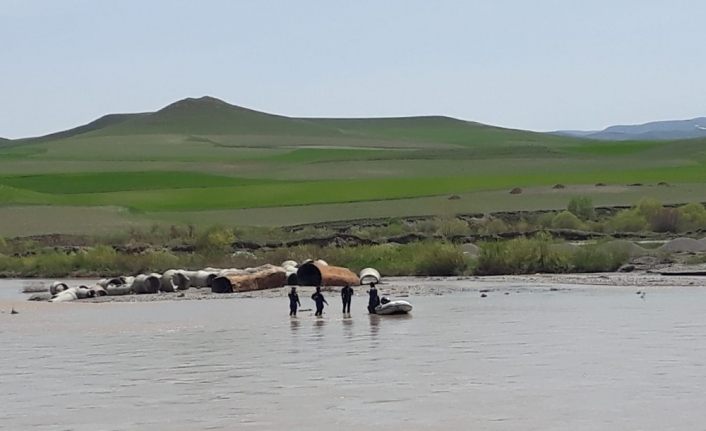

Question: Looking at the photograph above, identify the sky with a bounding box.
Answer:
[2,0,706,138]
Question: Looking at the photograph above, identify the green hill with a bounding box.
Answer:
[27,113,148,142]
[308,116,575,147]
[81,96,339,137]
[2,95,705,235]
[10,96,584,148]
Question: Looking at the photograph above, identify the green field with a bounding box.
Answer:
[1,96,705,236]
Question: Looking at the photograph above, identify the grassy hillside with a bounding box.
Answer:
[0,96,704,235]
[26,113,147,142]
[308,116,576,147]
[86,97,339,137]
[8,96,585,149]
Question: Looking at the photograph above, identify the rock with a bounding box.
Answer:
[231,240,262,250]
[618,264,636,273]
[552,184,565,189]
[448,194,461,200]
[28,293,52,301]
[509,187,523,195]
[461,243,480,256]
[601,240,650,257]
[660,237,706,253]
[10,307,18,314]
[170,244,196,252]
[385,233,427,244]
[480,293,487,298]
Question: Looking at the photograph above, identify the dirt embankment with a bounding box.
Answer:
[12,205,706,254]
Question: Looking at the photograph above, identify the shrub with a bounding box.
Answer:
[567,196,595,220]
[636,198,663,222]
[480,218,509,235]
[650,207,680,233]
[34,253,75,277]
[551,211,584,230]
[438,218,470,238]
[74,245,118,272]
[196,226,235,255]
[354,221,410,240]
[536,212,555,228]
[512,218,533,233]
[476,234,570,275]
[413,242,469,275]
[585,220,607,233]
[678,202,706,231]
[570,242,629,272]
[316,241,470,276]
[609,209,648,232]
[411,218,439,235]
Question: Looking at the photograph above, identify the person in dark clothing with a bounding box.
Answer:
[288,286,301,316]
[341,285,353,314]
[367,282,380,314]
[311,286,328,317]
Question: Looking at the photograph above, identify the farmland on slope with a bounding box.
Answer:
[1,96,705,236]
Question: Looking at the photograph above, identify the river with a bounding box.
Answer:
[1,279,705,430]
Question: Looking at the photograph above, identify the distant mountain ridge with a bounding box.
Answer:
[555,117,706,141]
[8,96,576,148]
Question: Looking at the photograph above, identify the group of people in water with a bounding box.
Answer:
[288,282,381,317]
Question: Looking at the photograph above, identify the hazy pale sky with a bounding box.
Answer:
[2,0,705,138]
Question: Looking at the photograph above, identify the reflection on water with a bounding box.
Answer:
[368,313,380,338]
[342,315,354,340]
[2,282,706,430]
[313,317,326,332]
[289,317,301,332]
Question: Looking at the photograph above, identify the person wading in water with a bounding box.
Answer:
[288,286,301,317]
[311,286,328,317]
[341,285,353,315]
[367,282,380,314]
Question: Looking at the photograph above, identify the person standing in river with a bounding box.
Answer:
[311,286,328,317]
[341,285,353,315]
[367,282,380,314]
[288,286,301,317]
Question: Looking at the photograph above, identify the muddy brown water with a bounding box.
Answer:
[2,279,706,430]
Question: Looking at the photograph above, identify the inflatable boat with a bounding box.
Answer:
[375,299,413,315]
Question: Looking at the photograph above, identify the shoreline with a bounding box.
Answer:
[3,271,705,306]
